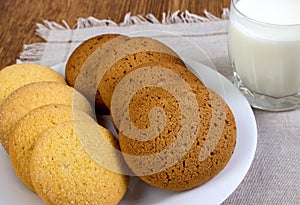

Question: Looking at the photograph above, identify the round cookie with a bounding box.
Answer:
[65,34,124,87]
[0,82,94,153]
[111,62,236,191]
[0,63,66,106]
[9,104,90,191]
[99,51,186,109]
[65,34,129,114]
[30,120,129,205]
[67,35,184,113]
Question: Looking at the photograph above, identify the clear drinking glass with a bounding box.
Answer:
[228,0,300,111]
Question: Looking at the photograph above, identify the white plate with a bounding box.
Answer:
[0,58,257,205]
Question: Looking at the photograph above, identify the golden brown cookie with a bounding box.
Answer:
[9,104,90,191]
[65,34,129,114]
[99,51,185,109]
[0,63,66,106]
[82,36,184,109]
[111,62,236,191]
[30,119,129,205]
[0,82,93,153]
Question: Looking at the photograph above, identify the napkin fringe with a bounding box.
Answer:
[17,43,46,64]
[36,9,229,40]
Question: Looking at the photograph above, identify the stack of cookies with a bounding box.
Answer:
[65,34,237,191]
[0,64,129,204]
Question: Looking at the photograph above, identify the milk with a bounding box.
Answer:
[228,0,300,98]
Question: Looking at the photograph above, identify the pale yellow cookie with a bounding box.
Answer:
[0,63,66,106]
[0,82,94,153]
[30,119,129,205]
[9,104,90,191]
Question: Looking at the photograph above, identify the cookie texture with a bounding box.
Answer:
[111,62,236,191]
[93,36,185,109]
[0,63,66,106]
[65,34,128,113]
[100,51,185,109]
[30,120,129,205]
[65,34,122,87]
[0,82,93,153]
[9,104,89,191]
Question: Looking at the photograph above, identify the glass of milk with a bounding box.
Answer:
[228,0,300,111]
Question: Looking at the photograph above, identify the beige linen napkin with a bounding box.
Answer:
[18,10,232,79]
[18,10,300,205]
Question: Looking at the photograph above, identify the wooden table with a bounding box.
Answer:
[0,0,230,69]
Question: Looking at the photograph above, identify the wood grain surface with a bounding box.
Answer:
[0,0,231,69]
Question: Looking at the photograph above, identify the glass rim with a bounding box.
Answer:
[231,0,300,27]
